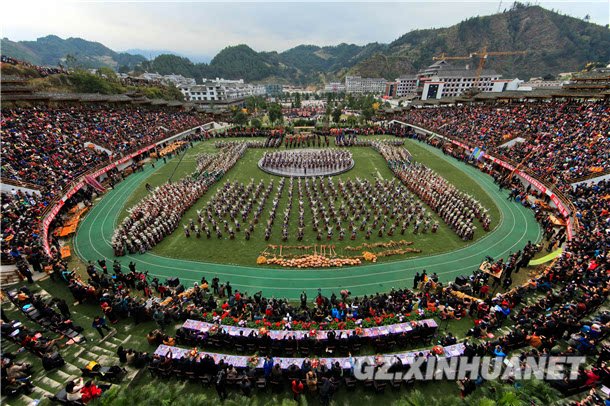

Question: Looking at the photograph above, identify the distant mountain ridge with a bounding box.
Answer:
[1,35,146,69]
[2,5,609,87]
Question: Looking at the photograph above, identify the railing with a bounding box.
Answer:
[569,168,610,185]
[0,177,43,191]
[35,124,208,256]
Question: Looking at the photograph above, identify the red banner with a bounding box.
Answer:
[41,144,159,255]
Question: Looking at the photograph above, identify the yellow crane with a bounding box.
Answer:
[433,47,526,87]
[432,53,471,61]
[469,46,526,87]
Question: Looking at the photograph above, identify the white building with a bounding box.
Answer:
[324,82,345,92]
[179,80,266,102]
[396,60,502,100]
[345,76,387,94]
[163,74,196,87]
[491,78,523,92]
[140,72,164,82]
[203,77,245,85]
[520,78,563,89]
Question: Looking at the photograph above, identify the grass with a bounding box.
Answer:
[117,136,500,267]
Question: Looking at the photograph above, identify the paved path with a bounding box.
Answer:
[74,140,542,300]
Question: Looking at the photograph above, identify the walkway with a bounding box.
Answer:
[74,140,542,300]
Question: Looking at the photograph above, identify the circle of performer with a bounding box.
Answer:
[259,149,354,178]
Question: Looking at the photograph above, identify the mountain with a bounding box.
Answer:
[2,5,608,86]
[381,4,610,80]
[125,49,212,63]
[125,49,180,60]
[1,35,146,69]
[140,5,608,85]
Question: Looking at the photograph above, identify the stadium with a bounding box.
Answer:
[1,4,610,406]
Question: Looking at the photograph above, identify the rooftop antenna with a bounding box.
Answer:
[497,0,502,13]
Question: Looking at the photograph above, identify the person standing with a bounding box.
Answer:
[215,368,228,401]
[212,276,220,295]
[92,316,111,339]
[292,379,304,401]
[413,272,420,290]
[56,299,71,318]
[18,260,33,284]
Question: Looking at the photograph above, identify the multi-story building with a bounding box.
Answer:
[203,77,245,85]
[396,60,502,100]
[345,76,388,94]
[324,82,345,92]
[385,82,399,98]
[520,78,563,89]
[266,84,283,96]
[179,80,266,103]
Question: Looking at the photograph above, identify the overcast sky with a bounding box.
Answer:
[4,1,609,61]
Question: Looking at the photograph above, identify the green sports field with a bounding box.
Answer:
[74,137,542,300]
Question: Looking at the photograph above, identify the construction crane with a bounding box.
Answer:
[433,47,526,87]
[432,53,471,61]
[469,46,526,87]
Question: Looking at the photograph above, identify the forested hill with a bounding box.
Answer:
[138,5,610,86]
[3,5,608,86]
[1,35,146,69]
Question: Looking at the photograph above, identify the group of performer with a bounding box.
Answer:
[215,137,282,149]
[284,133,330,149]
[188,173,451,242]
[260,149,353,174]
[112,144,247,255]
[391,159,491,241]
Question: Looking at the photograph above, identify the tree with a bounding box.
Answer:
[268,103,283,124]
[332,107,342,123]
[234,111,249,126]
[362,107,374,122]
[346,115,358,126]
[166,84,185,101]
[294,92,302,108]
[251,118,262,129]
[65,54,83,73]
[118,65,130,74]
[133,64,145,76]
[97,67,118,81]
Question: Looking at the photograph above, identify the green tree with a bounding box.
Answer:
[133,64,145,76]
[234,111,249,126]
[268,103,284,124]
[65,54,83,72]
[118,65,130,74]
[346,115,358,126]
[295,92,302,108]
[332,107,342,123]
[165,83,185,101]
[251,118,262,128]
[362,107,374,122]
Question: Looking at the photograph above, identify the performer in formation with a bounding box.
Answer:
[193,174,455,243]
[376,140,491,240]
[112,144,247,255]
[260,149,353,174]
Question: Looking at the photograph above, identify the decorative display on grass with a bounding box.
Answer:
[255,240,421,268]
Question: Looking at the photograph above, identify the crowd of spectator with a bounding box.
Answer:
[2,98,610,403]
[2,54,70,77]
[395,101,609,186]
[1,105,207,266]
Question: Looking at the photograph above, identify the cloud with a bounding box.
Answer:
[3,1,608,59]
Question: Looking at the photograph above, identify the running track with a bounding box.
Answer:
[74,140,542,300]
